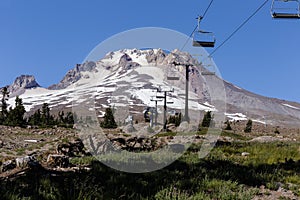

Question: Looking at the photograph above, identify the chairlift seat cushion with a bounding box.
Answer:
[272,12,300,18]
[193,41,215,47]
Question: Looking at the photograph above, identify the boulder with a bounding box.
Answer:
[57,138,86,157]
[47,154,69,168]
[125,124,136,133]
[241,152,250,156]
[15,156,39,169]
[169,143,185,153]
[0,160,16,172]
[134,142,141,149]
[250,136,287,143]
[177,121,189,132]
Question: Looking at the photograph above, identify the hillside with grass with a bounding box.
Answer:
[0,124,299,200]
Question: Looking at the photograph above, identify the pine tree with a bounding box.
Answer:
[244,119,252,133]
[41,103,51,126]
[201,111,213,128]
[58,111,65,124]
[65,112,74,125]
[28,109,41,126]
[5,96,26,127]
[168,113,182,127]
[224,120,232,130]
[100,107,117,129]
[0,87,9,124]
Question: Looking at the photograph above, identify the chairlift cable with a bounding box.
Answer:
[181,25,198,51]
[202,0,214,19]
[181,0,214,51]
[208,0,270,57]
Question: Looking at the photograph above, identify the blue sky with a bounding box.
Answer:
[0,0,299,102]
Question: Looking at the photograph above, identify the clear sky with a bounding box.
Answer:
[0,0,299,102]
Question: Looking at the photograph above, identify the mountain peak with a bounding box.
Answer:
[8,75,40,97]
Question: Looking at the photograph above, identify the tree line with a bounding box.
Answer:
[0,87,74,128]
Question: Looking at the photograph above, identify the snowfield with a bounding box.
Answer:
[8,49,215,115]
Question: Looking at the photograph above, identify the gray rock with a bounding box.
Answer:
[1,160,16,172]
[119,53,140,70]
[250,136,286,143]
[241,152,250,156]
[177,122,198,133]
[15,155,39,169]
[48,61,97,90]
[57,139,86,157]
[134,142,141,149]
[125,124,136,133]
[169,143,185,153]
[145,49,167,64]
[47,154,69,168]
[6,75,40,97]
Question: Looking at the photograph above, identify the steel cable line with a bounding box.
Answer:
[208,0,270,57]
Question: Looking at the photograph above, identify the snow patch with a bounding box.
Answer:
[282,103,300,110]
[225,113,248,121]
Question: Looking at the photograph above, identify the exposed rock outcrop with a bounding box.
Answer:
[48,61,97,90]
[6,75,40,97]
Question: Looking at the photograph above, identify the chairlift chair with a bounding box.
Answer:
[271,0,300,19]
[167,76,180,81]
[201,71,215,76]
[193,16,216,47]
[167,66,180,81]
[201,57,216,75]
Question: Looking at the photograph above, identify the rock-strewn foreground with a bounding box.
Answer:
[0,124,299,199]
[1,122,299,173]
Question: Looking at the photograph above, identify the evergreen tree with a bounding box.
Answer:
[5,96,26,127]
[58,111,65,124]
[0,87,9,124]
[65,112,74,125]
[201,111,213,128]
[168,112,182,127]
[244,119,252,133]
[41,103,51,126]
[224,120,232,130]
[100,107,117,129]
[28,109,42,126]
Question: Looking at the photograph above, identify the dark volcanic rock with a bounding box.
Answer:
[48,61,97,90]
[47,154,69,168]
[7,75,40,97]
[0,160,16,172]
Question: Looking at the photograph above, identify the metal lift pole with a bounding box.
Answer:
[155,100,158,125]
[150,97,162,126]
[156,87,174,131]
[172,62,192,122]
[185,65,189,122]
[163,91,167,130]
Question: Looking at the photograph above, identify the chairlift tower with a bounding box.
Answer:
[150,97,163,126]
[172,61,193,122]
[156,87,174,131]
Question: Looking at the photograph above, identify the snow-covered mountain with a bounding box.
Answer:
[4,48,300,127]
